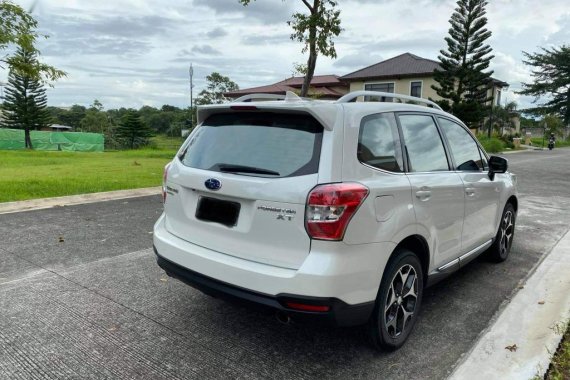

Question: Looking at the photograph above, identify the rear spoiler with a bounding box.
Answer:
[197,92,338,131]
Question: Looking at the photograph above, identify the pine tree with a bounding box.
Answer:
[518,45,570,125]
[1,47,51,149]
[115,110,154,149]
[432,0,495,128]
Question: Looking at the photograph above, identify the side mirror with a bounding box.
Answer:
[488,156,508,180]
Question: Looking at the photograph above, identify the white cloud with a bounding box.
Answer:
[490,52,531,90]
[1,0,567,111]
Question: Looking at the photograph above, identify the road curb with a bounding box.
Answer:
[499,149,533,155]
[0,187,161,215]
[449,229,570,379]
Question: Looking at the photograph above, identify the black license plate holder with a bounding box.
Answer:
[195,197,241,227]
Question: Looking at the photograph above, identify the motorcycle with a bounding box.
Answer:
[548,137,555,150]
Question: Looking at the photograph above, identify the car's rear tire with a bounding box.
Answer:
[367,248,423,351]
[487,203,516,263]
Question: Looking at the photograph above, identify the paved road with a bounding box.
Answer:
[1,148,569,379]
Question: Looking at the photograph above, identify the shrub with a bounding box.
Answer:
[498,134,515,149]
[477,135,505,153]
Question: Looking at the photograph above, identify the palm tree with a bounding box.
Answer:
[487,101,518,135]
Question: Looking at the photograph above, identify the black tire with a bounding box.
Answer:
[487,203,516,263]
[367,249,424,351]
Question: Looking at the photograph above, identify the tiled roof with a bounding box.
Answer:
[225,83,297,96]
[225,75,347,98]
[340,53,441,80]
[280,75,343,86]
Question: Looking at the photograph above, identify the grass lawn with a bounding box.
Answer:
[0,149,177,203]
[150,135,186,150]
[544,322,570,379]
[530,137,570,148]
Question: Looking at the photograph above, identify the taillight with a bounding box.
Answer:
[162,163,171,203]
[305,183,369,241]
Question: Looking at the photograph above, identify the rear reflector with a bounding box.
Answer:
[305,183,369,241]
[285,302,330,312]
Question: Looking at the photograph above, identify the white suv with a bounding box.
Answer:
[153,91,517,350]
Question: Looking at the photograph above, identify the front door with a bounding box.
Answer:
[437,117,501,252]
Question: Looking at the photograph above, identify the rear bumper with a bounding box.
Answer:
[153,214,394,326]
[155,247,374,326]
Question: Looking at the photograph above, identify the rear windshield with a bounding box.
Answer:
[179,112,323,178]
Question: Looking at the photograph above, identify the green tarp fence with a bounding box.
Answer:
[0,128,104,152]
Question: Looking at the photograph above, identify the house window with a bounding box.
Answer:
[364,83,394,102]
[495,90,501,106]
[410,81,422,98]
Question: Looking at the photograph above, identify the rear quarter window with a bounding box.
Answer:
[180,112,323,178]
[358,113,404,172]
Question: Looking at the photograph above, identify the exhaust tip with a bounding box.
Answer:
[276,311,291,325]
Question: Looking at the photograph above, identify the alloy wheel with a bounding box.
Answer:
[499,210,514,258]
[384,264,418,338]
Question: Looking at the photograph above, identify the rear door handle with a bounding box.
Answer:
[415,190,431,201]
[465,187,475,197]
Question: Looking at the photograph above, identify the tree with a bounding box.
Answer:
[542,115,565,137]
[239,0,342,97]
[486,101,517,134]
[518,45,570,125]
[79,100,111,134]
[0,0,65,82]
[195,72,239,105]
[1,48,51,149]
[115,110,154,149]
[519,115,540,130]
[47,104,86,129]
[432,0,494,128]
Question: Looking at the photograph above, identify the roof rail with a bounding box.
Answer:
[336,91,442,110]
[231,91,304,103]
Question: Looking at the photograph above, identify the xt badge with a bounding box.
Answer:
[276,214,294,221]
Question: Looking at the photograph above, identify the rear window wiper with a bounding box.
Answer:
[216,164,280,176]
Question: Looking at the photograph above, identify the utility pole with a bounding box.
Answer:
[488,85,495,138]
[189,64,194,128]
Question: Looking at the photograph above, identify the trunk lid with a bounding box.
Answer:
[164,111,324,269]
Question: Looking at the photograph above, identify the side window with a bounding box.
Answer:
[398,114,449,172]
[438,118,484,171]
[358,113,404,172]
[364,83,395,102]
[410,81,422,98]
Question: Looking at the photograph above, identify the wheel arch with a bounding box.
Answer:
[507,195,518,213]
[392,235,430,285]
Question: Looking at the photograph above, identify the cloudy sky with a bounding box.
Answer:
[3,0,569,110]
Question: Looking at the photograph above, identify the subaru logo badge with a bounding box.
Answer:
[204,178,222,191]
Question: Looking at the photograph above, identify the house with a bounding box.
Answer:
[339,53,509,109]
[224,75,349,100]
[225,52,516,132]
[40,124,73,132]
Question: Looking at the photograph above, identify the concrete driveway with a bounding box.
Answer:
[1,148,569,379]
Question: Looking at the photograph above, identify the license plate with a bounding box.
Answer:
[195,197,241,227]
